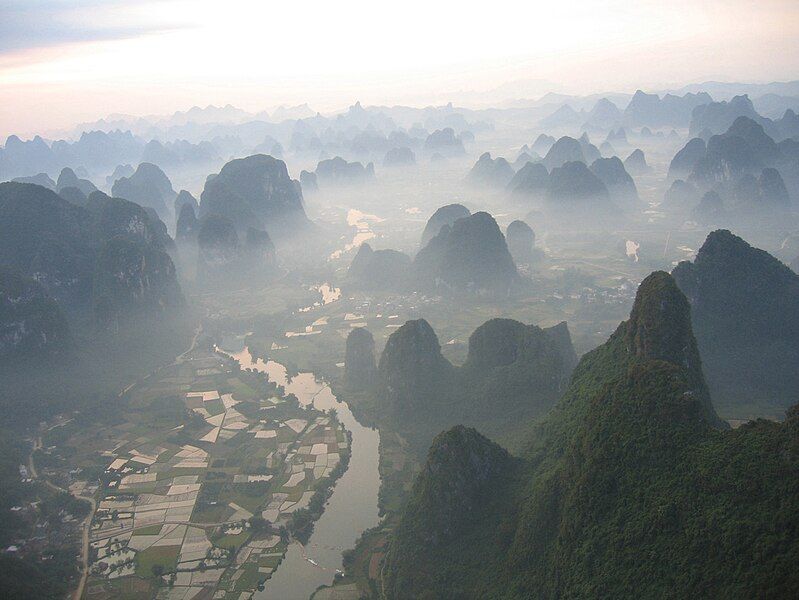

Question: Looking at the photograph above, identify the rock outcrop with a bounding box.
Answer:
[468,153,514,187]
[315,157,375,185]
[505,220,535,263]
[414,212,518,295]
[384,147,416,167]
[507,162,548,197]
[345,327,377,390]
[199,154,309,238]
[590,157,638,207]
[542,136,585,170]
[347,243,411,291]
[545,161,611,208]
[423,128,465,157]
[0,268,71,360]
[420,203,470,247]
[623,148,650,175]
[673,230,799,413]
[111,162,176,222]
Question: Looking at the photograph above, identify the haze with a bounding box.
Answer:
[2,0,798,138]
[2,1,799,599]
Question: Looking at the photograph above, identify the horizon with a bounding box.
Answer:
[2,0,798,139]
[3,77,799,143]
[2,3,799,598]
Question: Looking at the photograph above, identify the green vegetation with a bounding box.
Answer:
[289,443,352,544]
[382,272,799,598]
[367,314,578,480]
[134,545,180,577]
[210,528,251,551]
[0,554,76,599]
[133,524,163,536]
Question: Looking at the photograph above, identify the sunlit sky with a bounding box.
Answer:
[1,0,798,138]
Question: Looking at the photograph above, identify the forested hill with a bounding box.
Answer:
[673,229,799,417]
[382,271,799,599]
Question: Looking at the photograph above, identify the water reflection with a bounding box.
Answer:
[329,209,384,260]
[224,346,381,600]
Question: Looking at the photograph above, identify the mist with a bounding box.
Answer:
[2,2,799,599]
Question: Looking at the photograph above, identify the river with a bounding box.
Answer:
[329,209,384,260]
[223,346,381,600]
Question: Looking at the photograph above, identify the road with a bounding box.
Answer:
[29,322,205,599]
[27,433,96,600]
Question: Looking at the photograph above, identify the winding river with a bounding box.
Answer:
[224,346,381,600]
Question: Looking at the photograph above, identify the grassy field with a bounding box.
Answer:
[211,530,251,551]
[134,545,180,576]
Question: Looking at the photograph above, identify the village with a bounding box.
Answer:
[25,340,350,600]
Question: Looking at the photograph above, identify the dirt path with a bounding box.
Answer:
[27,433,96,600]
[73,496,97,600]
[71,322,204,599]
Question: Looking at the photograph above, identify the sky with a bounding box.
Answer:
[1,0,798,138]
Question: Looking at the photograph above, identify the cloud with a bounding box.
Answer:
[0,0,186,54]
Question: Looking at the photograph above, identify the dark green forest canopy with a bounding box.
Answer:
[382,271,799,599]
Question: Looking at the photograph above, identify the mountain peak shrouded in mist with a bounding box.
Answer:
[605,127,628,145]
[673,115,797,221]
[505,219,535,263]
[539,104,583,129]
[625,272,691,361]
[546,160,611,208]
[3,3,799,595]
[56,167,98,199]
[174,189,199,216]
[387,424,511,551]
[12,172,56,190]
[542,136,585,170]
[689,94,761,135]
[111,162,175,222]
[668,137,707,179]
[345,327,377,390]
[0,182,181,329]
[624,89,712,128]
[423,127,465,156]
[584,97,621,129]
[589,156,638,207]
[199,154,309,238]
[468,152,515,187]
[383,146,415,167]
[414,211,518,295]
[622,271,723,426]
[673,230,799,413]
[315,156,375,186]
[377,318,452,419]
[464,318,577,379]
[420,203,470,247]
[507,161,548,196]
[531,133,556,155]
[371,313,577,456]
[623,148,650,175]
[347,242,411,291]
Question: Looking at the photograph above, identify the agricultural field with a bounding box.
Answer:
[45,342,351,600]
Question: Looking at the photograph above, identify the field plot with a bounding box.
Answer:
[48,342,351,600]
